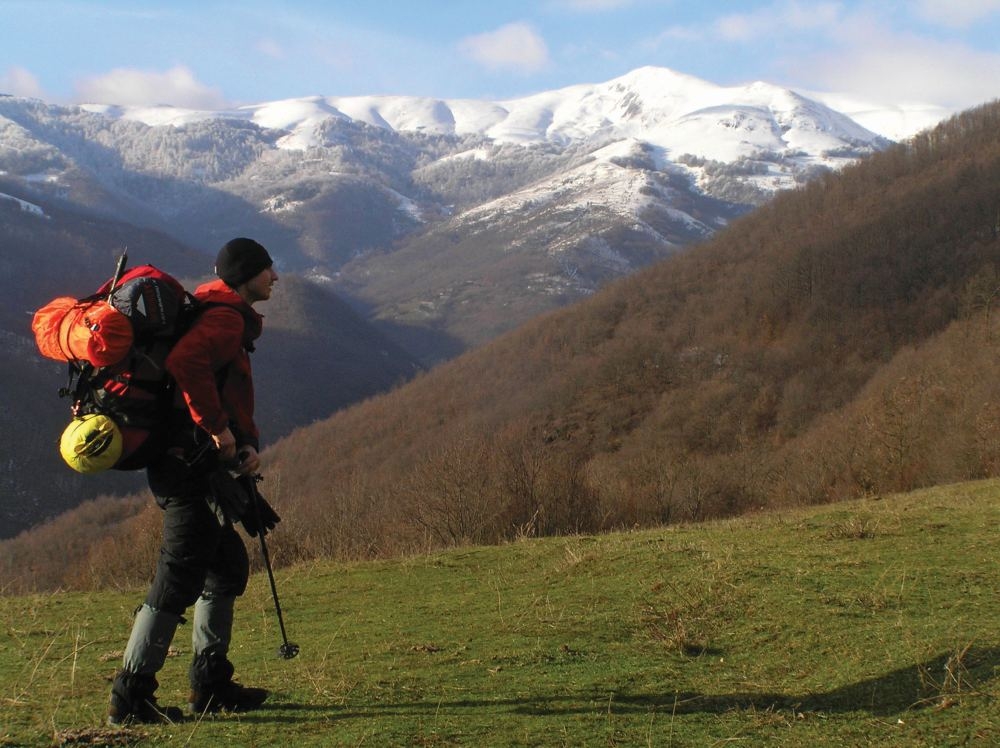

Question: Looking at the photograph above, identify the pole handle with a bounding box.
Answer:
[108,249,129,300]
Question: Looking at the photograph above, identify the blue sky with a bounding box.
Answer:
[2,0,999,115]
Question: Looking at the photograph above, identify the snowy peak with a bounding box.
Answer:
[564,69,881,161]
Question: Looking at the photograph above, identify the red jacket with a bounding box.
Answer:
[166,279,263,450]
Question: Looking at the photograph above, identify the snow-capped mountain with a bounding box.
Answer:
[87,66,887,163]
[3,66,894,362]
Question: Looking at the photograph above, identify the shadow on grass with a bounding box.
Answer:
[601,645,1000,717]
[242,647,1000,724]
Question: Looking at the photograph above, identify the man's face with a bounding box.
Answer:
[241,266,278,304]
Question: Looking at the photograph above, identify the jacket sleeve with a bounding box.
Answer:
[166,306,246,438]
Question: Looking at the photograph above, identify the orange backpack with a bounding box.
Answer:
[32,254,198,471]
[32,296,134,367]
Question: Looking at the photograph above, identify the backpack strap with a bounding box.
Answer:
[197,300,258,353]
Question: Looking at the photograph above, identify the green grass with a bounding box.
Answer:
[4,480,1000,746]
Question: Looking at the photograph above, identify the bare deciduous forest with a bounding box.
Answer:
[4,102,1000,593]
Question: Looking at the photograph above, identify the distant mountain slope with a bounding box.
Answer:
[332,138,747,360]
[250,274,421,435]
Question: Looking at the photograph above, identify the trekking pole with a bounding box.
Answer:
[245,475,300,660]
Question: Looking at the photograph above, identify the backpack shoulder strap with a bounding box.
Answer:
[194,300,259,353]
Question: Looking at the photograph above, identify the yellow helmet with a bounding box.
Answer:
[59,414,123,474]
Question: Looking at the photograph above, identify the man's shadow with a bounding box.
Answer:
[248,646,1000,723]
[522,646,1000,718]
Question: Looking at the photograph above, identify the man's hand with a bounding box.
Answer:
[235,446,261,476]
[237,475,281,538]
[212,427,237,461]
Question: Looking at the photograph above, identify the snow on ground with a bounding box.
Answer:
[432,148,493,165]
[446,99,510,136]
[23,173,60,184]
[456,139,660,232]
[329,96,452,134]
[384,187,424,222]
[806,91,952,143]
[260,194,304,214]
[81,102,242,127]
[0,191,46,217]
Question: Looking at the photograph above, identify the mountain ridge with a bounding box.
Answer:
[82,66,916,148]
[83,65,891,159]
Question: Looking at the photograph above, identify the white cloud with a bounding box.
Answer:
[458,22,550,73]
[0,66,45,98]
[914,0,1000,28]
[668,2,996,113]
[799,34,1000,110]
[649,1,842,49]
[255,38,285,60]
[715,0,843,41]
[73,65,228,108]
[640,24,704,52]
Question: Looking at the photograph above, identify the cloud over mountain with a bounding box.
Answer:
[458,22,550,73]
[74,65,228,109]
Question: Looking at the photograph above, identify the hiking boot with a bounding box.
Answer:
[188,650,267,714]
[109,697,184,725]
[187,680,268,714]
[108,671,183,725]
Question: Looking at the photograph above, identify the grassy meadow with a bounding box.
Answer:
[3,479,1000,746]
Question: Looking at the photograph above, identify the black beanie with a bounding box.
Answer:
[215,237,273,288]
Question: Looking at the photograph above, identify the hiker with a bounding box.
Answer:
[109,238,280,725]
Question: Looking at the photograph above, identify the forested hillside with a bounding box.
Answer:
[4,102,1000,592]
